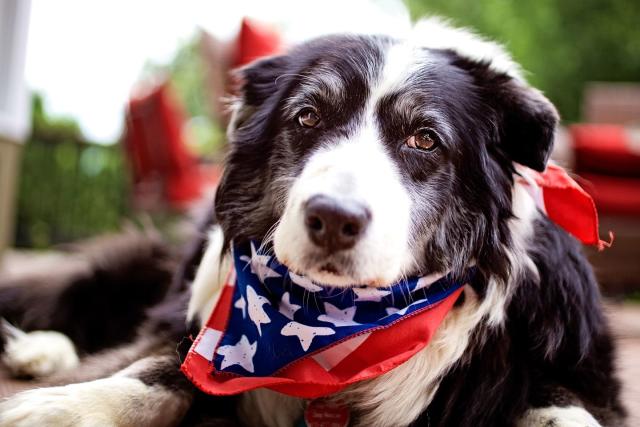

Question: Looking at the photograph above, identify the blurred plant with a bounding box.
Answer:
[405,0,640,122]
[15,94,128,248]
[143,36,226,159]
[31,94,84,143]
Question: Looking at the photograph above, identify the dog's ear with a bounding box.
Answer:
[228,55,289,139]
[454,57,559,171]
[490,77,559,171]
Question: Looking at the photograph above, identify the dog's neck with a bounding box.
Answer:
[187,180,539,427]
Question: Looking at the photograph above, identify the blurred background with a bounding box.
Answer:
[0,0,638,419]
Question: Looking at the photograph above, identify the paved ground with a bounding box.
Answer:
[607,303,640,425]
[1,250,639,423]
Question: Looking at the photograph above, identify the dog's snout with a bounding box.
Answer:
[304,195,371,252]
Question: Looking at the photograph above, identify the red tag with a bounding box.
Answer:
[303,400,350,427]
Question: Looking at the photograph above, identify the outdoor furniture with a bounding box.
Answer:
[571,83,640,294]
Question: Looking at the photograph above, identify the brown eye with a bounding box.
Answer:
[406,129,439,151]
[297,108,321,128]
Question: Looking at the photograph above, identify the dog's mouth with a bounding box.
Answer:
[318,262,340,275]
[281,253,353,287]
[283,251,397,288]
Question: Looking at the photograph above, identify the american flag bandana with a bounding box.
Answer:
[181,240,472,398]
[181,165,608,399]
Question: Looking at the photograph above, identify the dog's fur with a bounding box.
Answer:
[0,19,625,427]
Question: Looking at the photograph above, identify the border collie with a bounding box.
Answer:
[0,18,625,427]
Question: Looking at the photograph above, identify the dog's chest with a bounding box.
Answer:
[188,229,506,427]
[237,291,484,427]
[238,344,444,427]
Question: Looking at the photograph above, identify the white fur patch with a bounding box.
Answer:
[406,17,523,80]
[273,39,426,288]
[187,226,233,325]
[1,322,79,379]
[516,405,602,427]
[272,120,414,287]
[0,356,189,427]
[369,41,426,103]
[0,377,178,427]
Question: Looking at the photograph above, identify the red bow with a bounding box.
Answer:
[518,164,612,250]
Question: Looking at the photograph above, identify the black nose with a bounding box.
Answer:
[304,195,371,252]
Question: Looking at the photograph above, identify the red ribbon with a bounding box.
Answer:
[519,164,613,250]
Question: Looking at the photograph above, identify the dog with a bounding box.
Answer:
[0,18,626,427]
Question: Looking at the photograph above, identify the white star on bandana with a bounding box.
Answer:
[278,292,301,320]
[234,295,246,318]
[289,272,323,292]
[318,302,360,327]
[239,242,281,283]
[414,272,444,291]
[217,335,257,373]
[281,321,335,352]
[385,298,429,317]
[353,287,391,302]
[246,285,271,335]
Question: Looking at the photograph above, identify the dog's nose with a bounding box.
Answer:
[304,195,371,252]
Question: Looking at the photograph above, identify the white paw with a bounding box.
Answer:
[517,405,602,427]
[0,384,117,427]
[0,376,180,427]
[2,322,79,378]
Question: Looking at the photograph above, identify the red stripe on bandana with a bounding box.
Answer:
[181,282,462,399]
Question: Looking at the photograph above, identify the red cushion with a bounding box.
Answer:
[570,124,640,177]
[125,83,203,208]
[233,18,283,67]
[578,173,640,216]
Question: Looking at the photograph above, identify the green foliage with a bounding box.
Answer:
[31,94,84,143]
[404,0,640,122]
[15,95,129,248]
[144,36,226,158]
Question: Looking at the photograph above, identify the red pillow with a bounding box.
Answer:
[233,18,283,67]
[578,173,640,216]
[570,124,640,177]
[125,83,203,208]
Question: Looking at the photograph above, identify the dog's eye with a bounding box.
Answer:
[297,108,321,128]
[406,129,439,151]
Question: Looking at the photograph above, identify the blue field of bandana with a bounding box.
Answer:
[212,241,474,376]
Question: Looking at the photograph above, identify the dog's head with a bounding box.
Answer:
[215,19,558,287]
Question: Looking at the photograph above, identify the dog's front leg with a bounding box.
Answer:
[0,355,193,427]
[516,405,603,427]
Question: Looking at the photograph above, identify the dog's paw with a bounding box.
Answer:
[516,405,602,427]
[1,322,79,378]
[0,384,117,427]
[0,376,180,427]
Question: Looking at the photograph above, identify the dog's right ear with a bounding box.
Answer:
[227,55,290,140]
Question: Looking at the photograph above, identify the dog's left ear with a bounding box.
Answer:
[455,57,559,171]
[227,55,290,140]
[490,76,559,171]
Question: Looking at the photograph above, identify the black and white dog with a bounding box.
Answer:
[0,19,625,427]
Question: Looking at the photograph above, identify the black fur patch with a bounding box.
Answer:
[415,218,624,426]
[0,234,175,353]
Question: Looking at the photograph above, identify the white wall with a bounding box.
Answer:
[0,0,31,143]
